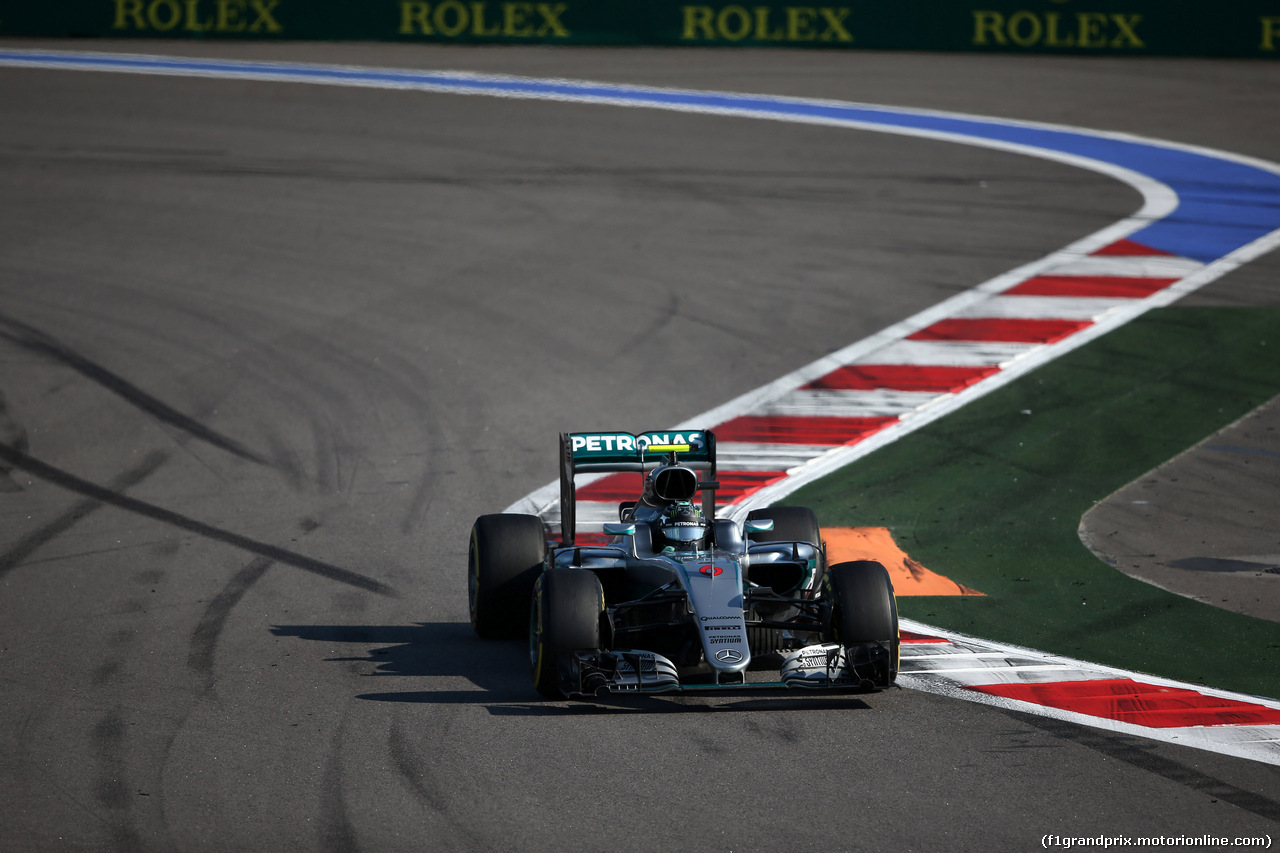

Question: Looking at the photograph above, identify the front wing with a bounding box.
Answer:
[567,642,895,697]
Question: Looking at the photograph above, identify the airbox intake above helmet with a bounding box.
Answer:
[653,466,698,502]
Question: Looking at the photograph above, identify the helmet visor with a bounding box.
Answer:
[663,523,706,542]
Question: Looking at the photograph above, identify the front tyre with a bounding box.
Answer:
[530,569,604,699]
[468,514,547,640]
[822,560,899,687]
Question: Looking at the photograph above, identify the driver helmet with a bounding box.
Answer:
[657,501,709,551]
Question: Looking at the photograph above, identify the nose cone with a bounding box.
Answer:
[684,558,750,673]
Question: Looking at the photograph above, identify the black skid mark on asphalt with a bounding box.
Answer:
[0,312,270,467]
[387,717,489,851]
[262,426,307,493]
[0,442,398,597]
[92,710,145,851]
[92,658,124,687]
[398,412,450,536]
[187,556,274,687]
[0,450,169,580]
[190,519,321,687]
[292,338,446,534]
[0,388,29,491]
[400,445,453,536]
[388,718,450,814]
[318,719,360,853]
[605,285,681,363]
[1015,711,1280,822]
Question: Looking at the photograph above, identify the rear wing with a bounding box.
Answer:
[558,430,717,546]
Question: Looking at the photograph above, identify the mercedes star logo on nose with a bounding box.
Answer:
[715,649,743,663]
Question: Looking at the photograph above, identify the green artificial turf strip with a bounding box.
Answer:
[790,306,1280,699]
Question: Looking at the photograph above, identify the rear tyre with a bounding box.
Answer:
[745,505,827,594]
[746,506,821,545]
[468,514,547,640]
[822,560,899,687]
[530,569,604,699]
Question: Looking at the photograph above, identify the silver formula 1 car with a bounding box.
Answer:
[467,430,899,699]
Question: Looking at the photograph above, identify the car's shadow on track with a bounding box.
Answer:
[270,621,531,702]
[270,621,878,716]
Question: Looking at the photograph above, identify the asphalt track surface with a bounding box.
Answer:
[2,41,1279,851]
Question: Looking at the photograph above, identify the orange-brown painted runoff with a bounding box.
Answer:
[824,527,983,596]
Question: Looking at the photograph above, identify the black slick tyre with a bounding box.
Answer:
[745,505,827,594]
[530,569,604,699]
[746,506,822,546]
[822,560,899,687]
[468,514,547,640]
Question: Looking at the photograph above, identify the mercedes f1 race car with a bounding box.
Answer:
[467,430,899,699]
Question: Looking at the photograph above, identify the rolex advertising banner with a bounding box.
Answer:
[1,1,1277,58]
